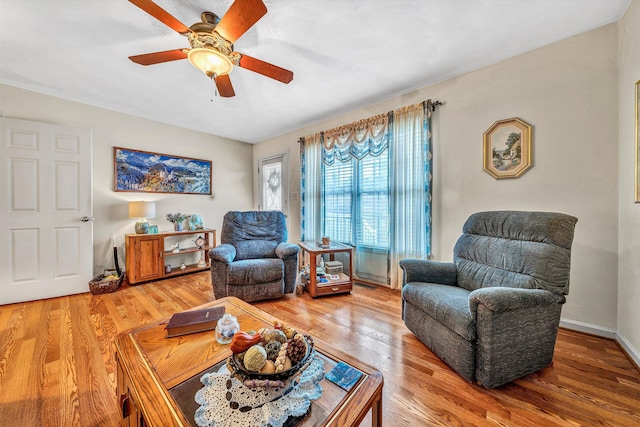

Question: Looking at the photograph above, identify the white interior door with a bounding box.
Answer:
[0,118,93,305]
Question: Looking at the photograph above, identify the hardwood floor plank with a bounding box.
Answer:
[41,299,62,427]
[60,297,81,426]
[1,271,639,426]
[70,295,121,426]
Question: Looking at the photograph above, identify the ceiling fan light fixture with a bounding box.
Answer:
[188,47,233,78]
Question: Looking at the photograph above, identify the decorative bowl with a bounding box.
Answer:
[226,334,314,382]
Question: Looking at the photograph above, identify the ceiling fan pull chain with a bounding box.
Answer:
[210,74,218,100]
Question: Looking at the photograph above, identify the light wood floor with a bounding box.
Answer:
[1,272,639,426]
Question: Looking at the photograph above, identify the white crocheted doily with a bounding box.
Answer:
[194,352,324,427]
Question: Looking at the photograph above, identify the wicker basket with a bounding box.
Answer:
[89,273,124,295]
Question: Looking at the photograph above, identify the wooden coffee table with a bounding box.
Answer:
[114,297,383,426]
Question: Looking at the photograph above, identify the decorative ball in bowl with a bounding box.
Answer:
[226,322,314,383]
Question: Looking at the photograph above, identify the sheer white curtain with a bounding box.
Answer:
[389,103,432,289]
[300,102,433,290]
[300,133,322,242]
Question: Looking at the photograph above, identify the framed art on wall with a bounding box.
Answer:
[483,117,532,179]
[114,147,212,195]
[635,80,640,202]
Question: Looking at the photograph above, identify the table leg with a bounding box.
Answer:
[372,394,382,427]
[309,252,317,297]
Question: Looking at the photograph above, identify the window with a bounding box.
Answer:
[357,153,389,249]
[322,150,389,249]
[323,158,353,244]
[301,100,434,289]
[258,153,288,214]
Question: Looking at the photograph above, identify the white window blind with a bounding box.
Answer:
[357,153,389,249]
[322,150,390,249]
[323,159,353,244]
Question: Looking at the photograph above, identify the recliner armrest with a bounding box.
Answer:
[209,244,236,265]
[469,287,565,314]
[399,259,457,286]
[275,242,300,259]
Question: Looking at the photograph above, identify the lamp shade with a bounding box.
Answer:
[188,47,233,77]
[129,201,156,234]
[129,201,156,219]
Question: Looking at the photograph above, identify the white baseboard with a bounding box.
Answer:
[560,318,640,368]
[616,331,640,368]
[560,318,617,339]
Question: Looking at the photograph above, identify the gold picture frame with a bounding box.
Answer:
[483,117,532,179]
[635,80,640,202]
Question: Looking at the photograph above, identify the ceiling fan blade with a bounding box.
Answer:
[238,54,293,84]
[215,74,236,97]
[129,0,192,34]
[129,49,188,65]
[215,0,267,43]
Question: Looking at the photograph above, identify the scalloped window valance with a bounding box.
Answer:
[322,113,390,165]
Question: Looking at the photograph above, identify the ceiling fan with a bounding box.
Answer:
[128,0,293,97]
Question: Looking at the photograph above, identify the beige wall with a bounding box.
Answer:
[2,6,636,361]
[0,85,254,274]
[254,24,622,338]
[618,0,640,360]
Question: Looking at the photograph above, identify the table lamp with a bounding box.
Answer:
[128,201,156,234]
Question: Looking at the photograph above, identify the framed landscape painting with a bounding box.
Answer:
[114,147,212,195]
[483,117,532,179]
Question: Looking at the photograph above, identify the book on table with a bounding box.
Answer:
[325,361,364,391]
[165,306,225,338]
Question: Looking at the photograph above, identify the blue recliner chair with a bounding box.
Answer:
[400,211,578,388]
[208,211,299,302]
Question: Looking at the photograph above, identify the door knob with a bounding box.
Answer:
[80,216,94,222]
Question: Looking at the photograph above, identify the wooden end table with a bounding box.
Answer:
[299,241,353,297]
[114,297,383,426]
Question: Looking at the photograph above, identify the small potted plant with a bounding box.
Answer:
[166,212,189,231]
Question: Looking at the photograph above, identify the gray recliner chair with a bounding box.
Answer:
[400,210,578,388]
[208,211,299,302]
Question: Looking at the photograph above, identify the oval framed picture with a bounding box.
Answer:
[483,117,532,179]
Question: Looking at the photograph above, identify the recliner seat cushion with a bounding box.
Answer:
[402,282,476,341]
[234,240,278,260]
[229,259,283,285]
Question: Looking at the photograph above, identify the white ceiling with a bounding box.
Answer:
[0,0,630,144]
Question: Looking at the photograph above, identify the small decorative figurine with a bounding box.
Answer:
[171,243,180,253]
[197,254,206,268]
[215,314,240,344]
[189,214,205,230]
[180,262,187,271]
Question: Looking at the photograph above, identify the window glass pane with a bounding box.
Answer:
[323,159,353,244]
[262,162,282,211]
[357,152,389,249]
[321,151,390,250]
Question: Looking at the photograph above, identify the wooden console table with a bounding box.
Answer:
[114,297,383,426]
[125,229,216,285]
